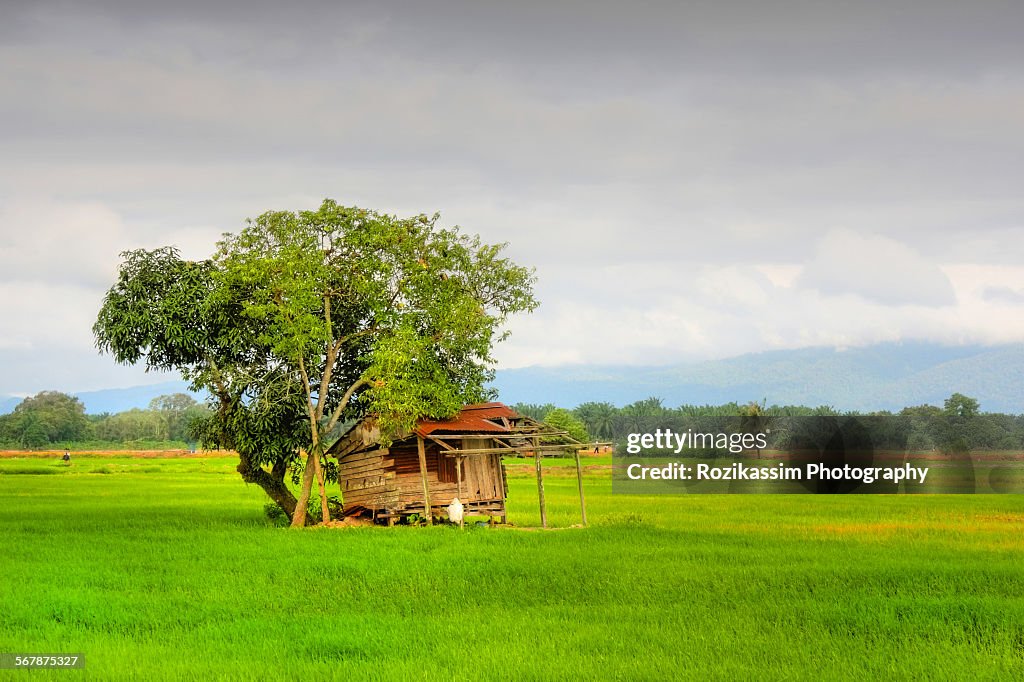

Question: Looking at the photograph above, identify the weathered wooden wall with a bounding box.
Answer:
[339,437,507,519]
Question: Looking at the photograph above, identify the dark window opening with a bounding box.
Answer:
[438,455,464,484]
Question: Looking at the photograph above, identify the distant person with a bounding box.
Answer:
[62,450,71,463]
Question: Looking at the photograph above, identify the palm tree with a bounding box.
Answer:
[575,402,616,441]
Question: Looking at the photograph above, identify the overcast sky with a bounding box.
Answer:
[1,0,1023,396]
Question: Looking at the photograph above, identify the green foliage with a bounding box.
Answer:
[507,392,1023,456]
[906,429,936,452]
[93,248,220,371]
[944,393,980,419]
[93,245,308,472]
[263,502,290,526]
[896,393,985,455]
[512,402,556,421]
[542,408,591,444]
[73,395,210,444]
[91,408,163,442]
[939,393,980,455]
[212,201,537,441]
[617,396,669,433]
[50,440,193,451]
[148,393,204,441]
[4,391,89,448]
[573,401,616,439]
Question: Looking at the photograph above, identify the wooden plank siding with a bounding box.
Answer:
[337,436,506,519]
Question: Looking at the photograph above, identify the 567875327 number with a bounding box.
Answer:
[0,654,85,669]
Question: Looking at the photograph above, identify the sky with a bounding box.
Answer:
[1,0,1023,396]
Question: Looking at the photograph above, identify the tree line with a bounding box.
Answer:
[0,391,211,449]
[522,393,1024,454]
[4,389,1019,454]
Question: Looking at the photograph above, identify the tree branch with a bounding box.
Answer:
[324,378,371,435]
[315,294,336,422]
[336,322,381,348]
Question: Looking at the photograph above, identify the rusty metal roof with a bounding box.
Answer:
[415,402,521,436]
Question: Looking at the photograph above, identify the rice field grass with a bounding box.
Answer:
[1,454,1023,680]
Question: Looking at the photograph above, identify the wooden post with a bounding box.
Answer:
[533,436,547,528]
[417,435,433,525]
[574,448,588,527]
[497,454,508,524]
[456,455,465,528]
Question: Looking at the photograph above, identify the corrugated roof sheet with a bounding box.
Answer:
[415,402,521,436]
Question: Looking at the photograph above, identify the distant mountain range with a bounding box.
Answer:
[491,342,1024,414]
[2,342,1023,415]
[0,381,206,415]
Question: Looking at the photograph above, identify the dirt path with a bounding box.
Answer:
[0,449,221,459]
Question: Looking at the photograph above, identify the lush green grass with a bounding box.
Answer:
[1,455,1023,680]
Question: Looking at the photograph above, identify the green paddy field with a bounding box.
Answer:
[1,454,1022,680]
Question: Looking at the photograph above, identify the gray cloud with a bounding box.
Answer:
[7,1,1022,78]
[0,1,1023,393]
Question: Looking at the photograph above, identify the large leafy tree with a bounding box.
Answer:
[541,408,591,445]
[94,200,537,526]
[148,393,203,441]
[6,391,89,448]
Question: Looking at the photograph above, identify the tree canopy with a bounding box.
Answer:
[542,408,591,445]
[148,393,205,442]
[1,391,88,448]
[94,200,537,525]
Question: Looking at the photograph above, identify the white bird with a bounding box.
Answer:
[447,497,464,525]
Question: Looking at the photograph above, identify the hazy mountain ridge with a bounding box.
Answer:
[0,381,206,415]
[491,342,1024,413]
[2,343,1022,415]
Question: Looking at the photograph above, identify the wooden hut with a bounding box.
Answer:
[328,402,523,523]
[328,402,598,526]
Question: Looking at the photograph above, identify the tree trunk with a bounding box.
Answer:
[236,454,310,524]
[291,449,317,527]
[314,454,330,523]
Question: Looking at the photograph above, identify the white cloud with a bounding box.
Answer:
[494,260,1024,368]
[0,281,102,352]
[796,229,956,306]
[0,200,131,288]
[982,287,1024,305]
